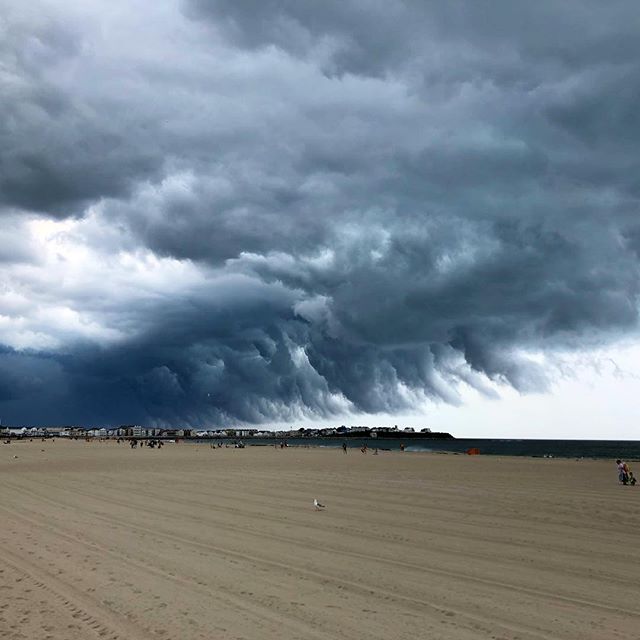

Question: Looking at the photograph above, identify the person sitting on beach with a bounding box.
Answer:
[621,461,635,485]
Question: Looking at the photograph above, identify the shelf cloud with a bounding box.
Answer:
[1,0,639,426]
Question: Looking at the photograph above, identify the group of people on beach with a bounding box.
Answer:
[617,459,636,485]
[129,438,164,449]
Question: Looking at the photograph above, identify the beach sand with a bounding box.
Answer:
[1,440,638,640]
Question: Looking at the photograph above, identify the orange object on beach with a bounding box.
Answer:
[466,448,480,455]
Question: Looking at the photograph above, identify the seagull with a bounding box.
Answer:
[313,498,326,511]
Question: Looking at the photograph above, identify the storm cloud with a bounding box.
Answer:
[1,0,640,427]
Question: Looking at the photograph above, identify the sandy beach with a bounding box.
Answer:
[1,440,638,640]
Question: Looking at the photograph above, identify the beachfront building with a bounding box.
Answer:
[85,428,108,438]
[236,429,258,438]
[161,428,192,438]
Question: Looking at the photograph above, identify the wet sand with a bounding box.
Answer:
[1,439,638,639]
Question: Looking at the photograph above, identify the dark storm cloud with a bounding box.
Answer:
[186,0,640,77]
[1,0,640,426]
[0,6,165,215]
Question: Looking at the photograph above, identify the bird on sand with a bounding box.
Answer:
[313,498,326,511]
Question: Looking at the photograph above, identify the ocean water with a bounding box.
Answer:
[227,437,640,459]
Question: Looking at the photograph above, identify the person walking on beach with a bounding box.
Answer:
[342,442,347,454]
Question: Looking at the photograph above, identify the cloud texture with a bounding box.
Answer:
[1,0,639,426]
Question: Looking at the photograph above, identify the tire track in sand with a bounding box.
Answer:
[0,505,342,640]
[0,553,153,640]
[2,483,589,640]
[10,477,639,622]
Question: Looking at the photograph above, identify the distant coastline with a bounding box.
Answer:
[3,427,639,459]
[0,424,454,441]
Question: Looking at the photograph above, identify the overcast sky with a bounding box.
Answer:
[1,0,640,437]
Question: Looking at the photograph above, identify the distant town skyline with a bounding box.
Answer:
[1,1,640,439]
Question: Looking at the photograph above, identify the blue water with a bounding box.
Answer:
[213,437,640,459]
